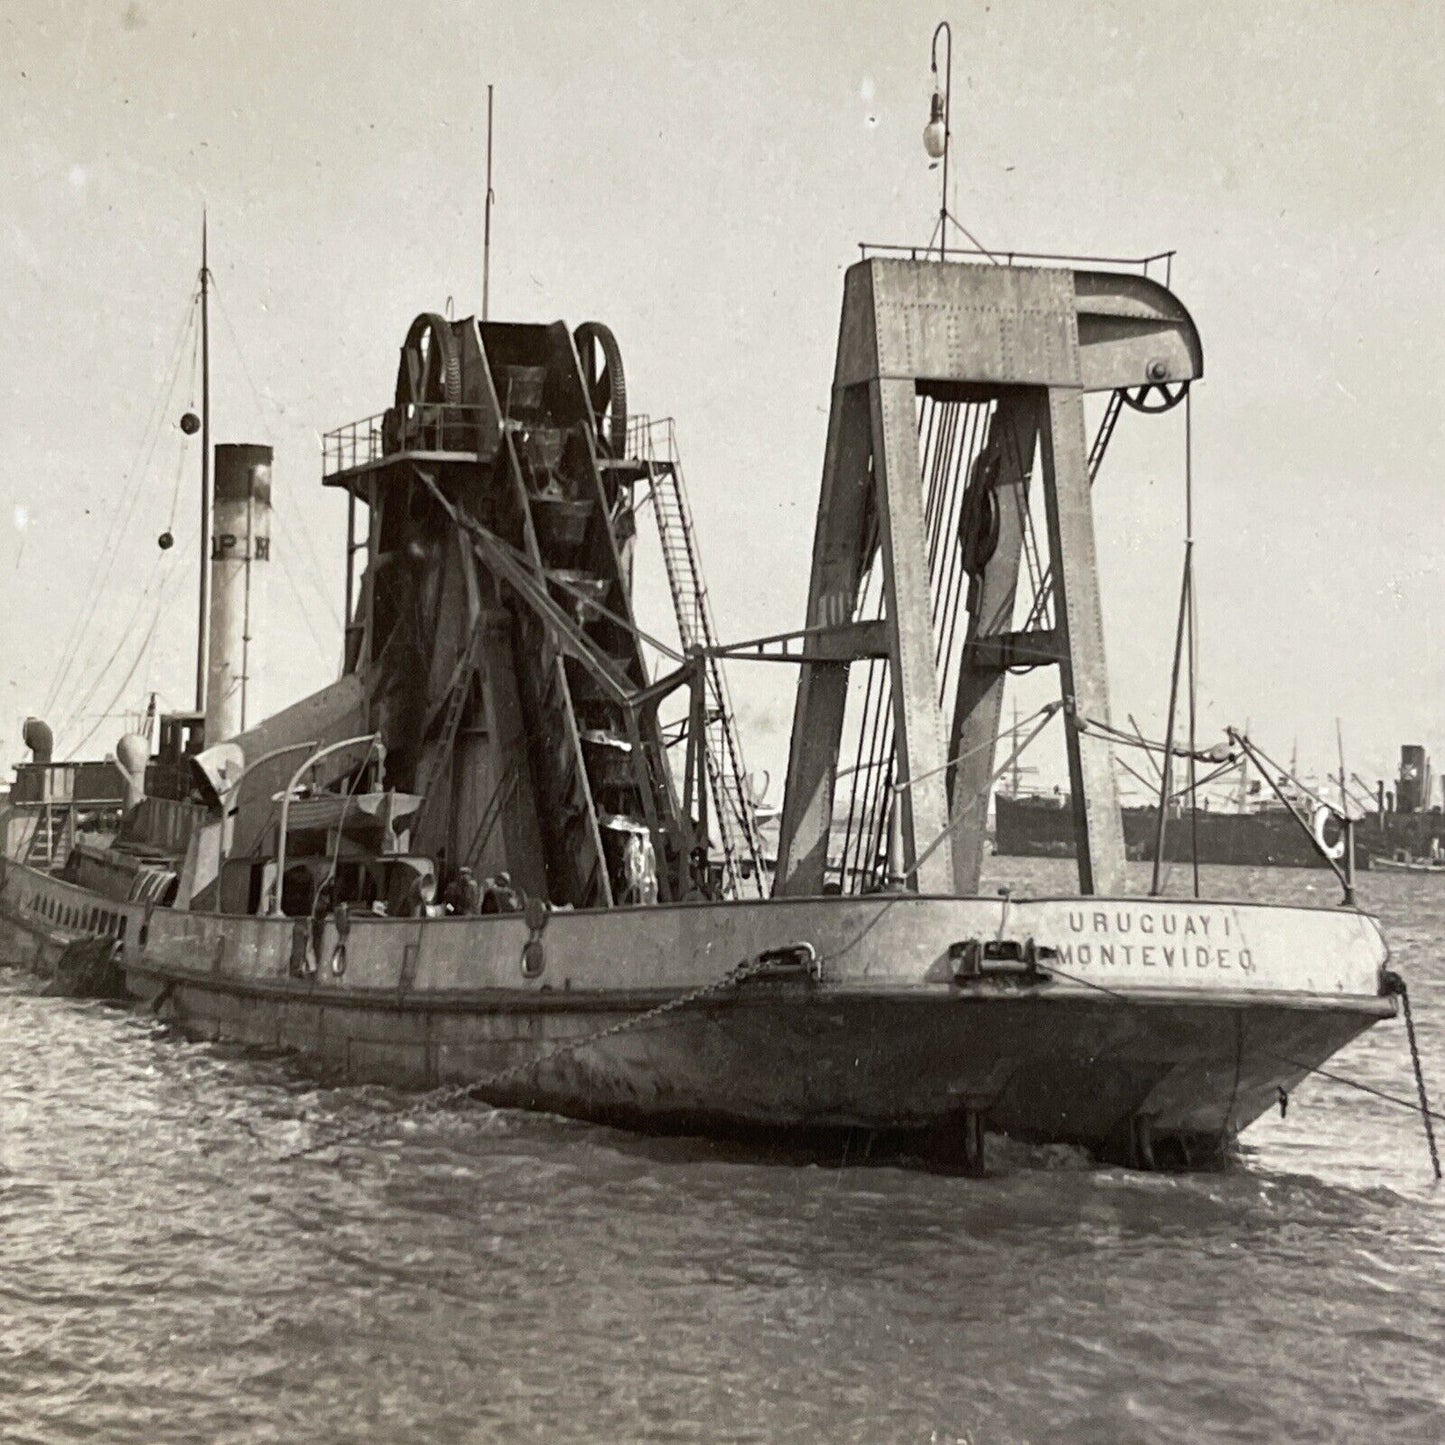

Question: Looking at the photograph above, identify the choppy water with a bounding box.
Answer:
[3,860,1443,1444]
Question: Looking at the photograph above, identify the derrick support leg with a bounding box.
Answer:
[870,377,953,894]
[948,393,1042,891]
[776,383,876,895]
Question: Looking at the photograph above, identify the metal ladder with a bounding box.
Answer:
[25,803,72,873]
[629,417,766,896]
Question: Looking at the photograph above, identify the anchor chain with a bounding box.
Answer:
[1383,970,1441,1182]
[273,943,820,1164]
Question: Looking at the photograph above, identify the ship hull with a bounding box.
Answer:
[0,859,1393,1165]
[997,794,1445,869]
[996,793,1334,868]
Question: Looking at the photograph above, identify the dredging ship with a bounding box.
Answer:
[0,226,1400,1168]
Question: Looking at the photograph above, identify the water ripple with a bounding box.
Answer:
[3,862,1445,1441]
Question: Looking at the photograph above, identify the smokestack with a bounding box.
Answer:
[205,444,272,745]
[1398,745,1427,814]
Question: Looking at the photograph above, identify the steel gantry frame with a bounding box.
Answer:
[774,259,1202,898]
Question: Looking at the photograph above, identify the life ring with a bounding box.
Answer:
[1311,804,1346,861]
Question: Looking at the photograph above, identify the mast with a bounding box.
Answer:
[482,84,494,320]
[1008,701,1022,796]
[1236,717,1251,812]
[196,213,212,714]
[1335,717,1348,814]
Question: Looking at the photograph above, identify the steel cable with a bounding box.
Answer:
[45,286,200,720]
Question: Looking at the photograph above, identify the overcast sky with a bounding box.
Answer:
[2,0,1442,800]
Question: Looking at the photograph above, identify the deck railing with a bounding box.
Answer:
[322,405,493,477]
[857,242,1176,284]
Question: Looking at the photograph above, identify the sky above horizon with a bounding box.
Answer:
[2,0,1443,802]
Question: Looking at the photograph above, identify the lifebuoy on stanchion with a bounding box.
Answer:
[1311,804,1347,861]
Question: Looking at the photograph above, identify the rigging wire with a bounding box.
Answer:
[1149,392,1198,897]
[937,401,991,704]
[48,298,197,722]
[1185,391,1200,897]
[273,532,339,673]
[44,284,200,720]
[57,541,172,751]
[1042,957,1443,1178]
[164,306,203,535]
[64,550,185,759]
[1230,732,1356,821]
[900,703,1058,884]
[840,394,1022,890]
[210,278,343,633]
[1126,712,1165,784]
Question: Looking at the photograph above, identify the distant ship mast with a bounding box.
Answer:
[195,213,212,714]
[482,84,494,321]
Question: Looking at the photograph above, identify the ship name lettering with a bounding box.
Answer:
[1054,942,1256,975]
[1069,908,1223,938]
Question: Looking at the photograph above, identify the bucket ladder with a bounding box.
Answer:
[324,313,689,909]
[630,417,766,896]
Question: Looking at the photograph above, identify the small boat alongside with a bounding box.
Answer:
[1371,852,1445,875]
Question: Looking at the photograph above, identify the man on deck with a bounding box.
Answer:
[444,866,482,916]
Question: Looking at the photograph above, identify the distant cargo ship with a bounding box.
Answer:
[996,746,1445,869]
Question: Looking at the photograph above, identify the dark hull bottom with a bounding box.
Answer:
[115,962,1378,1172]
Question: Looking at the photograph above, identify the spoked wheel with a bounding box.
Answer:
[395,313,462,408]
[1119,379,1189,414]
[574,321,627,456]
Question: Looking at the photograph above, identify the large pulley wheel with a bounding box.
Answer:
[574,321,627,457]
[395,313,462,408]
[1120,379,1189,414]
